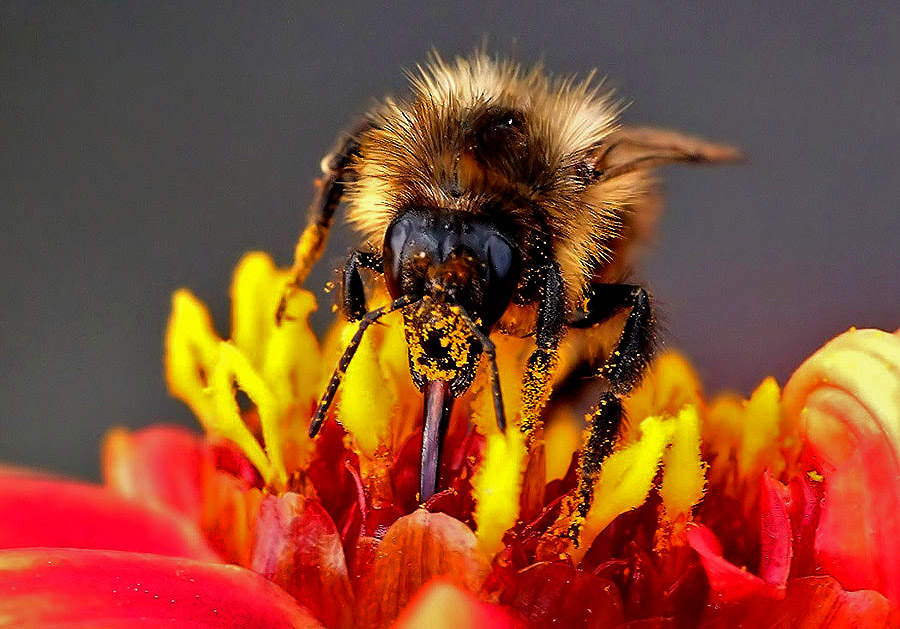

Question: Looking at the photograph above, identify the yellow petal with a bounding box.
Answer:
[336,322,395,459]
[659,406,707,521]
[737,377,781,479]
[623,352,703,443]
[470,335,529,437]
[164,289,222,429]
[230,252,286,368]
[573,416,669,563]
[703,392,743,486]
[473,428,527,556]
[543,410,580,483]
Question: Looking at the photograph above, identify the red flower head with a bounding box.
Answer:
[1,252,898,627]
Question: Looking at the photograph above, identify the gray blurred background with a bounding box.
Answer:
[3,2,898,481]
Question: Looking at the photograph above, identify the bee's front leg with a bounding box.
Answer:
[519,262,565,443]
[341,250,383,322]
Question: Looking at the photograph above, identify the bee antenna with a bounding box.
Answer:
[308,293,420,438]
[455,305,507,433]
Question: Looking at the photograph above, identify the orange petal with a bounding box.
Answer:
[251,493,354,629]
[102,425,213,522]
[358,509,490,628]
[0,473,218,561]
[0,547,322,627]
[393,579,522,629]
[783,328,900,604]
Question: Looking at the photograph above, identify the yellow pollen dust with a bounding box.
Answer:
[405,299,474,381]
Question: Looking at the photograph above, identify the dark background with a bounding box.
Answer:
[3,3,898,481]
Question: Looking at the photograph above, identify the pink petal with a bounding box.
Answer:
[0,473,218,561]
[251,492,354,628]
[392,579,522,629]
[103,425,212,521]
[506,561,624,628]
[775,576,898,628]
[0,547,322,627]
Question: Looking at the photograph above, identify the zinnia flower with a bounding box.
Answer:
[1,251,898,627]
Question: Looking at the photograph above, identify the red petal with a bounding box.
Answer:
[251,493,354,628]
[358,509,490,628]
[0,547,322,627]
[758,472,793,587]
[103,425,212,521]
[0,473,218,561]
[774,576,899,628]
[507,562,624,628]
[686,524,780,602]
[392,579,522,629]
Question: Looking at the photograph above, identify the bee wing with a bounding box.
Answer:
[589,127,741,284]
[596,126,742,177]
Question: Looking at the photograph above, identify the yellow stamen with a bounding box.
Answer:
[473,428,527,556]
[164,289,222,430]
[659,406,707,521]
[208,342,287,490]
[573,416,669,563]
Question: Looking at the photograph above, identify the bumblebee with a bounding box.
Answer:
[278,53,737,519]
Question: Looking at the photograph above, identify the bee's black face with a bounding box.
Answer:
[382,208,520,331]
[382,207,522,501]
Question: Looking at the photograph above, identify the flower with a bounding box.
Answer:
[0,251,898,627]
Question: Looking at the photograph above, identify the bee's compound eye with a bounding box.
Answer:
[383,217,412,298]
[482,235,520,328]
[486,235,514,284]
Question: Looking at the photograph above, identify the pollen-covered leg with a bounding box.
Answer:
[341,250,383,322]
[570,392,623,537]
[276,124,370,324]
[519,264,565,443]
[566,284,656,541]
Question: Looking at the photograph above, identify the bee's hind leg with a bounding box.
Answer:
[276,121,372,324]
[567,284,656,539]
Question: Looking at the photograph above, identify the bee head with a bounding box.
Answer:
[382,207,521,394]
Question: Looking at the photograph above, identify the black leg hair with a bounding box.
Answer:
[308,293,419,438]
[570,284,655,395]
[341,250,383,322]
[276,120,372,324]
[455,305,507,433]
[569,283,656,541]
[519,262,566,442]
